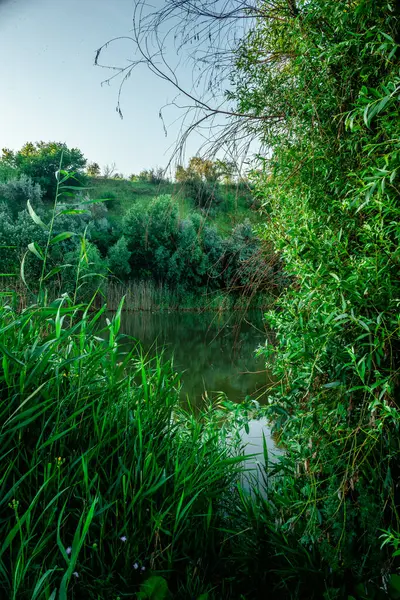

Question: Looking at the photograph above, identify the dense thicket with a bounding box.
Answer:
[229,0,400,596]
[0,145,276,306]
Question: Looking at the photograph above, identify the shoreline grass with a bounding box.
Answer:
[105,280,273,313]
[0,297,251,599]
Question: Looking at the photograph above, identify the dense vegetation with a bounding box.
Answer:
[227,0,400,596]
[2,0,400,598]
[0,145,276,309]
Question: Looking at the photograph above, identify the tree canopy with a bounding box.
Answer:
[1,141,87,199]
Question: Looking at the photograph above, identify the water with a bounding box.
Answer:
[116,309,281,482]
[116,309,273,408]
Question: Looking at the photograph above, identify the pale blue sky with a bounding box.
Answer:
[0,0,204,175]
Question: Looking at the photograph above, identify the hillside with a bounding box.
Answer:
[88,177,261,237]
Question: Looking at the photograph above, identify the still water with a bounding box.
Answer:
[116,310,281,477]
[116,309,273,407]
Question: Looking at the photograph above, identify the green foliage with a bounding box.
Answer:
[175,158,224,211]
[230,0,400,595]
[0,299,246,599]
[1,141,87,200]
[108,235,132,279]
[0,208,48,279]
[64,238,108,301]
[137,576,171,600]
[122,194,275,295]
[0,174,43,218]
[138,167,168,184]
[86,161,101,177]
[0,161,18,183]
[0,143,273,306]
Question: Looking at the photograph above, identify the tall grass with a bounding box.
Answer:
[106,280,272,312]
[0,296,249,599]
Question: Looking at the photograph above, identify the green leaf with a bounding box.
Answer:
[20,250,28,287]
[389,574,400,599]
[28,242,44,261]
[50,232,75,245]
[137,576,170,600]
[323,381,341,389]
[27,200,47,229]
[42,265,73,281]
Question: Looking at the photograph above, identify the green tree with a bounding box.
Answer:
[7,141,87,199]
[87,161,101,177]
[123,195,179,280]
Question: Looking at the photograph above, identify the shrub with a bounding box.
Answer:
[123,195,179,280]
[0,174,43,218]
[108,236,132,279]
[138,167,167,184]
[184,178,222,212]
[87,161,101,177]
[230,0,400,594]
[64,239,108,301]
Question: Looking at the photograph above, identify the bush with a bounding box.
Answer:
[138,167,167,184]
[123,195,179,280]
[63,239,108,301]
[0,162,18,184]
[108,236,132,279]
[0,209,48,282]
[0,174,43,218]
[230,0,400,595]
[184,178,222,213]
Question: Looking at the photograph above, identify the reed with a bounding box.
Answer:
[0,297,249,599]
[106,280,272,313]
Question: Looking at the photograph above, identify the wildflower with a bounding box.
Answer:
[73,572,79,578]
[133,562,139,570]
[66,547,72,555]
[120,536,127,542]
[141,566,146,572]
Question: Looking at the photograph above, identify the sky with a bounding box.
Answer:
[0,0,204,175]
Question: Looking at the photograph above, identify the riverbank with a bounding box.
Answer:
[0,278,274,313]
[0,297,277,600]
[105,280,274,312]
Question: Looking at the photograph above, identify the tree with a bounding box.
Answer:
[102,162,117,178]
[87,162,101,177]
[228,0,400,593]
[3,141,87,200]
[95,0,285,165]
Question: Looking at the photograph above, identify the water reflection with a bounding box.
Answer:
[116,310,273,408]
